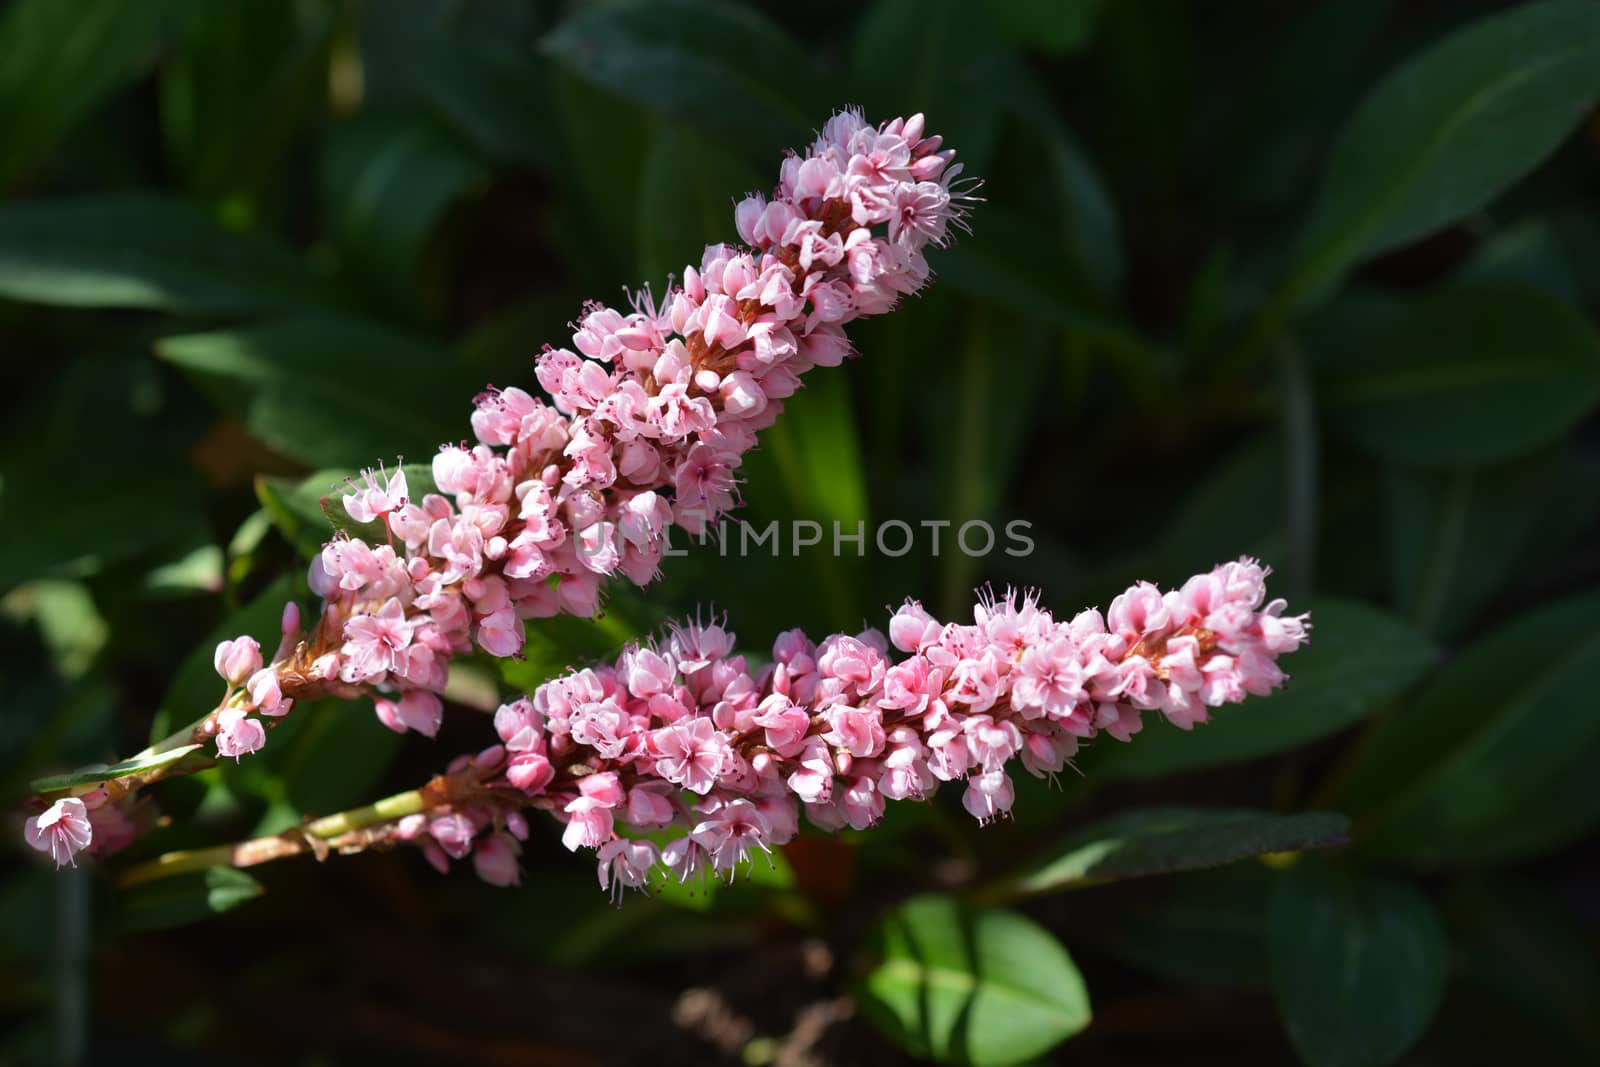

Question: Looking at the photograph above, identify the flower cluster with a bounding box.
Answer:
[203,110,971,756]
[401,559,1309,897]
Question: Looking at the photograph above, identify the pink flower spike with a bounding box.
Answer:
[24,797,93,868]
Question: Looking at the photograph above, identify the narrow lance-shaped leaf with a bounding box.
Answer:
[1287,1,1600,306]
[156,314,467,469]
[985,807,1349,900]
[541,0,822,158]
[0,195,323,313]
[0,0,182,188]
[1383,453,1558,638]
[29,744,207,795]
[1308,284,1600,467]
[1343,592,1600,868]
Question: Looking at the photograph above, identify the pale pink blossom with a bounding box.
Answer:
[343,464,409,525]
[25,797,93,868]
[213,637,262,687]
[215,707,266,760]
[472,832,521,887]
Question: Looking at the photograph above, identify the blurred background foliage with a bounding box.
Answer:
[2,0,1599,1064]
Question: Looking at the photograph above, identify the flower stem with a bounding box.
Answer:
[115,787,427,888]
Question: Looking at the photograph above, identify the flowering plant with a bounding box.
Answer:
[4,3,1599,1066]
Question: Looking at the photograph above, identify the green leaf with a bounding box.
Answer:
[29,744,206,794]
[985,0,1103,55]
[117,867,264,933]
[263,699,404,825]
[1066,864,1272,989]
[1091,599,1433,781]
[0,353,210,594]
[0,0,182,188]
[156,314,466,469]
[0,194,321,313]
[541,0,820,158]
[1341,592,1600,868]
[1269,865,1447,1067]
[321,115,489,310]
[1445,879,1600,1060]
[857,895,1091,1066]
[1206,0,1395,216]
[992,808,1348,899]
[1310,283,1600,466]
[735,370,871,630]
[635,121,762,284]
[1460,210,1600,307]
[1288,0,1600,305]
[255,474,338,561]
[160,0,336,207]
[4,579,107,680]
[1383,453,1557,638]
[362,17,556,171]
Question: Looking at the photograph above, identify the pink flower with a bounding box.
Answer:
[24,797,93,868]
[562,796,614,851]
[622,647,676,699]
[213,636,262,687]
[753,694,810,757]
[651,718,727,795]
[472,832,522,888]
[246,667,288,716]
[598,839,659,902]
[494,697,544,751]
[343,463,409,524]
[340,598,415,683]
[374,690,443,737]
[1107,581,1171,637]
[579,771,625,808]
[823,705,885,758]
[429,812,479,859]
[839,775,883,830]
[1012,635,1086,718]
[626,783,677,828]
[689,799,770,876]
[506,752,555,794]
[786,738,835,804]
[962,770,1014,825]
[215,706,266,760]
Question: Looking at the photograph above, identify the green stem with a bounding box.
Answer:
[116,787,427,888]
